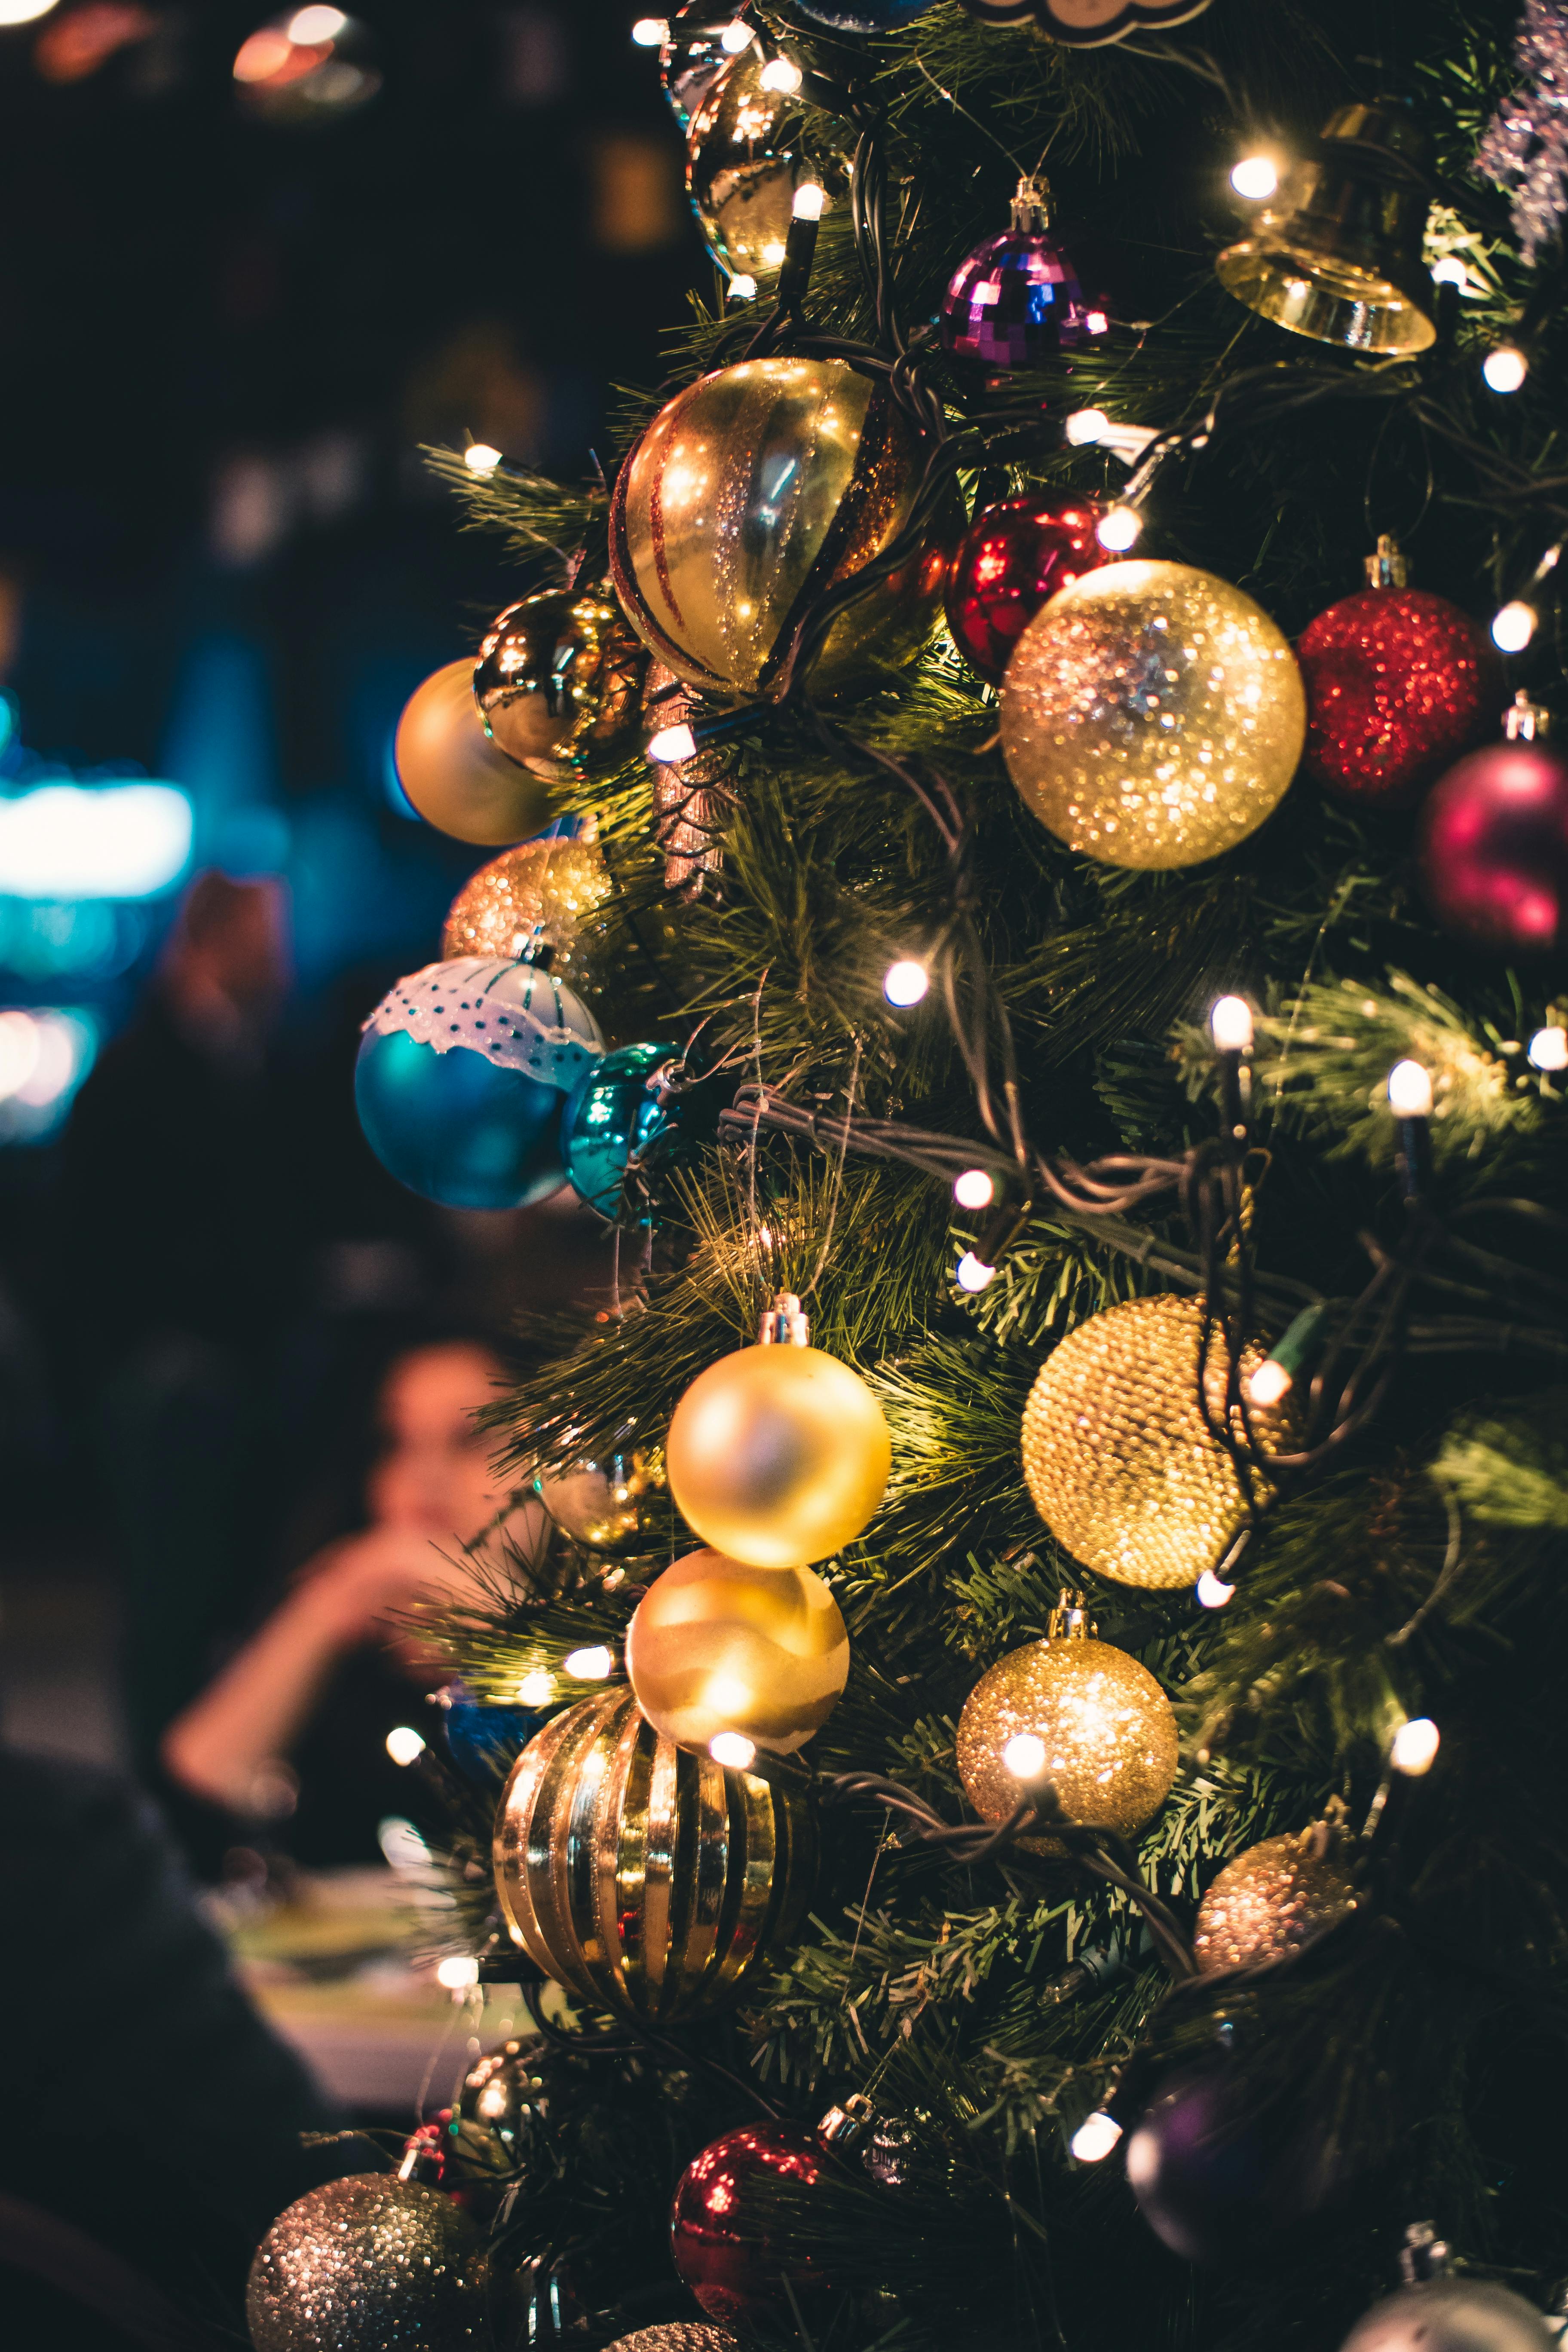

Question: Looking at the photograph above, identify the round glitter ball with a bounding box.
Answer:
[603,2328,743,2352]
[442,836,612,979]
[940,223,1102,369]
[1021,1295,1299,1590]
[957,1632,1178,1851]
[246,2175,482,2352]
[999,560,1306,869]
[1193,1830,1357,1973]
[1298,587,1492,808]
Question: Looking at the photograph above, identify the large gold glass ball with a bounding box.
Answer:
[1193,1830,1357,1973]
[395,659,557,845]
[686,51,849,282]
[1022,1295,1298,1590]
[627,1547,850,1755]
[442,836,612,980]
[999,560,1306,869]
[609,358,951,699]
[474,588,644,779]
[956,1635,1178,1852]
[666,1341,891,1568]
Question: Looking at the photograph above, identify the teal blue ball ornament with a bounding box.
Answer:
[560,1039,695,1219]
[356,957,602,1211]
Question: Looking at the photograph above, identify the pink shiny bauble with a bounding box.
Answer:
[1297,588,1493,808]
[670,2124,831,2333]
[945,494,1109,684]
[1418,736,1568,955]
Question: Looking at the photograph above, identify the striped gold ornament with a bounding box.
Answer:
[492,1688,815,2025]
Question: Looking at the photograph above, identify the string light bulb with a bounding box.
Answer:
[517,1670,554,1706]
[464,443,502,475]
[1482,344,1528,393]
[1210,995,1254,1054]
[760,55,802,94]
[1230,153,1279,201]
[1002,1732,1047,1778]
[1246,1359,1292,1408]
[1096,505,1142,553]
[728,273,758,301]
[1528,1024,1568,1071]
[1196,1569,1236,1609]
[954,1168,995,1210]
[1071,2111,1124,2163]
[436,1955,480,1989]
[1430,256,1468,289]
[720,17,751,49]
[791,180,825,221]
[631,15,669,42]
[1387,1059,1433,1119]
[1390,1717,1440,1776]
[956,1251,997,1293]
[710,1731,758,1768]
[1065,407,1110,445]
[1491,600,1537,652]
[883,958,929,1008]
[646,721,698,765]
[564,1645,615,1681]
[385,1725,426,1765]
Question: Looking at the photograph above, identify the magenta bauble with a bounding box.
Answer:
[1298,587,1493,808]
[1418,731,1568,955]
[945,495,1109,683]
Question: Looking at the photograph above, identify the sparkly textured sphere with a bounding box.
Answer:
[1022,1295,1297,1589]
[441,836,612,980]
[355,958,602,1210]
[474,590,643,779]
[537,1443,665,1553]
[561,1040,695,1219]
[1193,1831,1357,1973]
[1298,588,1492,807]
[604,2329,741,2352]
[1418,735,1568,955]
[946,494,1109,683]
[1000,561,1306,869]
[793,0,940,23]
[1126,2064,1341,2266]
[940,222,1105,369]
[671,2125,832,2334]
[686,52,849,281]
[956,1633,1177,1850]
[628,1547,850,1755]
[1339,2279,1560,2352]
[246,2176,481,2352]
[610,358,950,698]
[394,660,557,845]
[666,1339,891,1567]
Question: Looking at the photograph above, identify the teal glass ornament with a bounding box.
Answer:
[356,957,602,1211]
[560,1040,689,1219]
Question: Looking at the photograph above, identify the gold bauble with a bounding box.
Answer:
[956,1606,1178,1853]
[999,560,1306,869]
[395,659,557,846]
[247,2176,482,2352]
[1022,1294,1298,1591]
[473,588,644,779]
[536,1442,665,1555]
[686,50,848,282]
[627,1547,849,1755]
[493,1687,815,2024]
[1193,1828,1358,1973]
[666,1330,891,1568]
[442,836,612,980]
[609,357,951,699]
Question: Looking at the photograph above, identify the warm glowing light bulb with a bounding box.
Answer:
[792,180,825,220]
[1430,257,1468,289]
[1246,1358,1292,1409]
[385,1725,426,1766]
[564,1645,615,1681]
[720,17,750,50]
[1482,344,1528,393]
[1196,1569,1235,1609]
[1002,1732,1047,1779]
[647,722,698,765]
[1528,1024,1568,1072]
[1096,505,1142,553]
[436,1955,480,1990]
[1064,408,1109,446]
[728,273,758,301]
[464,443,502,475]
[883,958,928,1008]
[1492,600,1537,652]
[517,1671,554,1706]
[956,1252,997,1294]
[1387,1059,1433,1120]
[1230,153,1278,200]
[288,4,347,38]
[1390,1717,1440,1776]
[953,1168,995,1211]
[1071,2111,1124,2163]
[631,15,669,43]
[710,1731,758,1768]
[1210,994,1254,1054]
[0,0,60,18]
[760,55,802,93]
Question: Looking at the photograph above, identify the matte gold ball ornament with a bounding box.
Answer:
[1022,1294,1298,1590]
[441,836,612,978]
[473,588,644,778]
[395,658,558,845]
[1193,1823,1358,1973]
[627,1547,850,1756]
[665,1292,892,1568]
[999,560,1306,869]
[956,1591,1178,1851]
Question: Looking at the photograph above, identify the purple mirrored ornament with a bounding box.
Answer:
[940,176,1108,369]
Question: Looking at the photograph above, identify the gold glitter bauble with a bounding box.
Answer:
[609,357,951,699]
[493,1686,815,2024]
[1022,1294,1298,1590]
[1193,1829,1357,1973]
[441,836,612,979]
[395,658,557,846]
[246,2176,482,2352]
[956,1620,1178,1853]
[604,2331,741,2352]
[474,588,643,779]
[666,1336,891,1568]
[686,50,849,282]
[999,560,1306,869]
[628,1547,849,1755]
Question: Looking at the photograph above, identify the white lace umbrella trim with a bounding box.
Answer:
[362,957,603,1088]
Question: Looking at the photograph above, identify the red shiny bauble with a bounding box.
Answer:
[1297,587,1492,808]
[945,495,1109,683]
[1418,733,1568,955]
[669,2124,830,2333]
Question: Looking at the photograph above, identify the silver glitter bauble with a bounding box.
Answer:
[603,2329,743,2352]
[246,2176,482,2352]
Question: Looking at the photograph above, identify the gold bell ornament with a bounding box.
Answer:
[665,1291,891,1568]
[441,834,612,980]
[626,1547,850,1759]
[1216,97,1437,357]
[394,658,557,846]
[956,1589,1179,1853]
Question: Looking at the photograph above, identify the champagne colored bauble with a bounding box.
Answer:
[493,1687,815,2024]
[627,1547,849,1755]
[686,51,849,282]
[1339,2280,1560,2352]
[1022,1294,1297,1589]
[1000,560,1306,868]
[665,1307,892,1567]
[441,835,612,977]
[604,2329,741,2352]
[246,2176,481,2352]
[609,357,950,698]
[1193,1829,1357,1973]
[956,1617,1177,1851]
[394,659,558,845]
[536,1441,665,1554]
[473,589,643,778]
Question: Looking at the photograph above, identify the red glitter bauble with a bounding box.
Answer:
[1418,734,1568,956]
[670,2124,831,2333]
[1297,588,1492,808]
[945,494,1109,683]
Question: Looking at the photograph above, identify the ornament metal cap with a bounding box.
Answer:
[1011,174,1052,232]
[758,1290,811,1346]
[1047,1586,1098,1641]
[1365,533,1410,590]
[1505,689,1551,743]
[1400,2222,1453,2286]
[816,2092,874,2150]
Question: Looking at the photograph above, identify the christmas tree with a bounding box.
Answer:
[250,5,1568,2350]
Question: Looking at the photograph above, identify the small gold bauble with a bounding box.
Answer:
[536,1442,665,1555]
[442,836,612,980]
[627,1547,849,1755]
[246,2176,482,2352]
[686,49,848,282]
[1193,1829,1357,1973]
[395,659,557,846]
[603,2330,741,2352]
[473,588,643,778]
[609,357,951,699]
[1022,1294,1298,1591]
[956,1604,1178,1853]
[999,560,1306,869]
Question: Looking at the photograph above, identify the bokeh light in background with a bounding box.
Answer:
[232,8,381,125]
[0,1006,96,1141]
